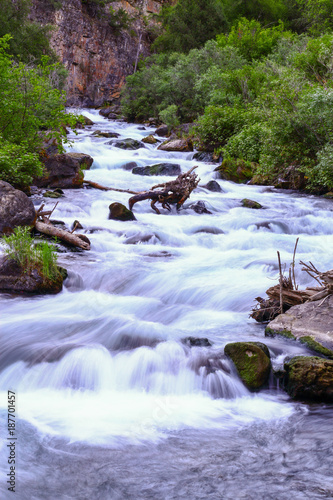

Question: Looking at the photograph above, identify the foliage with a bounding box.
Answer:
[223,123,268,163]
[153,0,228,53]
[0,139,43,187]
[2,226,59,280]
[159,105,180,128]
[108,7,133,33]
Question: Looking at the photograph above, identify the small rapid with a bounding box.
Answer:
[0,110,332,499]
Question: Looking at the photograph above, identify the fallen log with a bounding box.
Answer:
[35,221,90,250]
[83,180,139,195]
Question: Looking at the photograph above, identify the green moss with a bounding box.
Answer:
[216,158,254,183]
[299,336,333,359]
[224,342,271,390]
[265,327,296,339]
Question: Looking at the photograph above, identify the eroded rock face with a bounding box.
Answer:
[30,0,170,106]
[224,342,271,390]
[0,182,36,235]
[35,153,93,189]
[284,356,333,402]
[266,295,333,357]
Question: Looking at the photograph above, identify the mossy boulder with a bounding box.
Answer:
[108,203,136,222]
[92,130,120,138]
[224,342,271,390]
[112,138,145,150]
[284,356,333,402]
[241,199,262,209]
[215,159,255,183]
[35,153,93,189]
[142,135,158,144]
[132,163,181,176]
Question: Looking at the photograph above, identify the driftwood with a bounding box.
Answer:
[35,221,90,250]
[129,167,200,214]
[83,180,139,195]
[251,240,333,322]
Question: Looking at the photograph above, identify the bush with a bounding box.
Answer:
[159,105,180,128]
[0,139,43,187]
[2,226,60,280]
[224,123,268,163]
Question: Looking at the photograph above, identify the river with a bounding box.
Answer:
[0,110,332,499]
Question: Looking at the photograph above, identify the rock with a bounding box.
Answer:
[92,131,120,138]
[193,227,224,235]
[99,107,115,117]
[323,192,333,199]
[43,190,64,199]
[215,159,254,183]
[155,124,169,137]
[182,337,212,347]
[82,115,94,126]
[193,152,217,163]
[158,139,193,152]
[284,356,333,402]
[265,295,333,358]
[121,162,138,171]
[35,153,93,189]
[137,126,146,131]
[0,256,65,295]
[0,181,36,235]
[142,135,158,144]
[108,203,136,222]
[204,180,223,192]
[224,342,271,390]
[111,138,145,150]
[72,220,83,230]
[241,199,263,209]
[189,201,212,214]
[132,163,181,176]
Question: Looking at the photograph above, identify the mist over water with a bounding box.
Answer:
[0,110,332,498]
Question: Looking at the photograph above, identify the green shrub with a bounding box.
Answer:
[0,139,43,188]
[304,143,333,190]
[159,105,180,128]
[2,226,60,281]
[224,123,268,163]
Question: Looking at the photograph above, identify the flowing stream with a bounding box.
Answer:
[0,110,333,499]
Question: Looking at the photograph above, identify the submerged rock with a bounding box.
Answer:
[0,257,65,295]
[182,337,212,347]
[204,180,223,192]
[35,153,93,189]
[193,152,216,163]
[284,356,333,402]
[112,138,145,150]
[241,199,263,209]
[266,295,333,358]
[109,203,136,222]
[189,201,212,214]
[121,161,138,171]
[0,181,36,235]
[158,139,193,152]
[142,135,158,144]
[224,342,271,390]
[92,131,120,138]
[132,163,181,176]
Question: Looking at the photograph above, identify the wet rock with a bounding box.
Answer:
[99,107,120,119]
[284,356,333,402]
[224,342,271,390]
[241,199,263,209]
[155,124,169,137]
[323,192,333,199]
[0,181,36,235]
[137,126,146,131]
[193,227,224,235]
[121,161,138,171]
[124,233,159,244]
[265,295,333,357]
[182,337,212,347]
[132,163,181,176]
[75,115,94,128]
[72,220,83,230]
[204,180,223,192]
[158,139,193,152]
[189,201,212,214]
[92,131,120,138]
[35,153,93,189]
[215,159,254,183]
[193,152,217,163]
[142,135,158,144]
[112,138,145,150]
[0,256,65,295]
[43,190,64,199]
[108,203,136,222]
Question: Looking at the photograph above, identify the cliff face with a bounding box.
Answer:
[30,0,169,107]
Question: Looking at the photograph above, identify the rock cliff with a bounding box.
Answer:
[30,0,170,107]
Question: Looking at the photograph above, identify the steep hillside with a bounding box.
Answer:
[30,0,169,106]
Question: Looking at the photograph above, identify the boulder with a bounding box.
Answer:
[182,337,212,347]
[121,162,138,171]
[92,131,120,138]
[99,106,120,118]
[0,257,65,295]
[284,356,333,402]
[189,201,212,214]
[142,135,158,144]
[241,198,263,209]
[109,203,136,222]
[35,153,93,189]
[111,138,145,150]
[266,295,333,358]
[323,192,333,199]
[75,115,94,128]
[193,152,217,163]
[224,342,271,390]
[155,124,169,137]
[158,139,193,152]
[204,180,223,192]
[215,159,254,183]
[132,163,181,176]
[0,181,36,235]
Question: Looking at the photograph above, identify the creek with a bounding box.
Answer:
[0,110,332,499]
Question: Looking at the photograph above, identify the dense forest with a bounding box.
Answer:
[122,0,333,192]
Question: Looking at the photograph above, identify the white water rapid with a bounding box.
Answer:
[0,110,332,499]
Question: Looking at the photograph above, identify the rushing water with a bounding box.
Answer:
[0,110,333,499]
